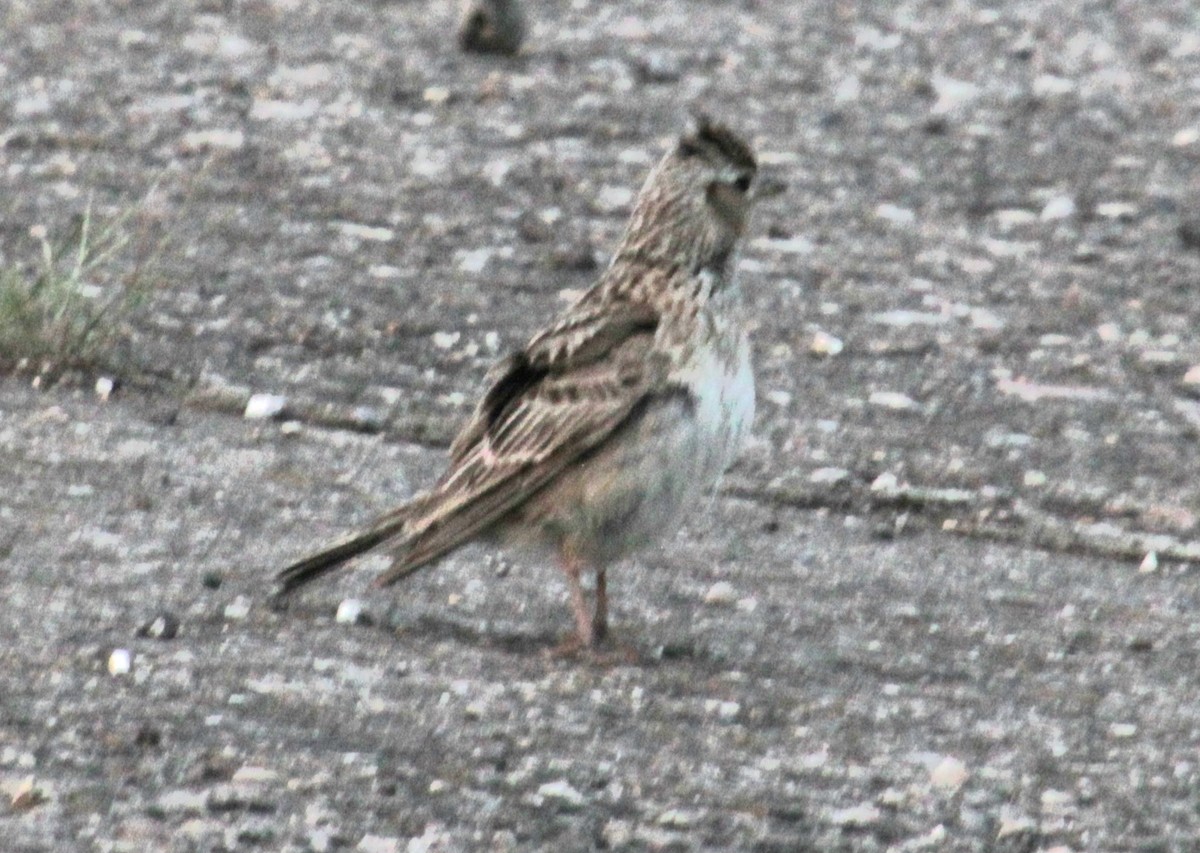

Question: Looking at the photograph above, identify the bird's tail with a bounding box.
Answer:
[275,503,418,594]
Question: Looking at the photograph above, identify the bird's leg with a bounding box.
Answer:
[593,567,608,644]
[555,549,595,653]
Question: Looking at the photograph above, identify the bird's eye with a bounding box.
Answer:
[732,174,752,193]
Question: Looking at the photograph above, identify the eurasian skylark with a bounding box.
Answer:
[278,115,760,652]
[457,0,525,56]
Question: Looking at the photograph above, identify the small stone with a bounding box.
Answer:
[703,581,737,606]
[432,331,461,350]
[356,833,400,853]
[95,376,115,401]
[1110,722,1137,738]
[602,820,633,847]
[224,597,251,620]
[179,129,245,153]
[930,73,980,114]
[536,780,585,809]
[1023,470,1047,487]
[994,209,1037,228]
[930,755,969,791]
[108,648,132,676]
[1138,551,1159,574]
[336,599,370,625]
[704,699,740,720]
[157,789,208,814]
[868,391,920,411]
[1095,202,1137,221]
[810,467,850,485]
[10,777,46,811]
[657,808,698,828]
[750,235,814,255]
[456,249,491,274]
[422,86,452,104]
[1040,789,1073,814]
[596,185,634,213]
[244,394,287,420]
[137,612,180,640]
[1032,74,1075,97]
[870,472,899,492]
[875,203,916,225]
[232,766,280,784]
[810,330,844,356]
[1040,195,1076,221]
[996,809,1036,838]
[1172,127,1200,147]
[829,803,880,827]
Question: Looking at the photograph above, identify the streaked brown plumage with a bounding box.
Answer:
[278,115,760,651]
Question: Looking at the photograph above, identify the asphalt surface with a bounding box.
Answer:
[3,1,1200,850]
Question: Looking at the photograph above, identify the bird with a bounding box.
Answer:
[277,115,760,653]
[457,0,525,56]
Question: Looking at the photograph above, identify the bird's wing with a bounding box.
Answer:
[448,296,660,463]
[377,312,672,584]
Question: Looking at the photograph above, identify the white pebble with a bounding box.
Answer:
[703,581,737,606]
[930,755,969,791]
[870,472,899,492]
[749,235,814,255]
[336,599,365,624]
[810,330,844,356]
[356,834,400,853]
[829,803,880,827]
[875,203,915,225]
[536,780,585,807]
[1110,722,1137,738]
[338,222,395,242]
[223,597,251,620]
[1040,789,1073,814]
[704,699,740,720]
[456,249,491,273]
[868,391,920,411]
[810,467,850,485]
[432,331,461,350]
[1138,551,1159,574]
[107,649,132,676]
[95,376,115,401]
[657,808,697,828]
[1040,195,1076,221]
[232,766,280,784]
[1172,127,1200,147]
[244,394,286,420]
[1096,202,1137,220]
[179,129,245,153]
[1023,470,1048,487]
[596,185,634,213]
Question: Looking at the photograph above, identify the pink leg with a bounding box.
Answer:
[593,567,608,643]
[557,550,595,652]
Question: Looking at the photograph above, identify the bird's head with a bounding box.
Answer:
[618,114,759,272]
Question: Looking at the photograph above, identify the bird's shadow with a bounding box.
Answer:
[270,594,723,669]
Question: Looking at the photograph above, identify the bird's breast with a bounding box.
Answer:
[678,323,755,483]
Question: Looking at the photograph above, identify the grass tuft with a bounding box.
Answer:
[0,189,165,382]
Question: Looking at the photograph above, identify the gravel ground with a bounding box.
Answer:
[4,0,1200,850]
